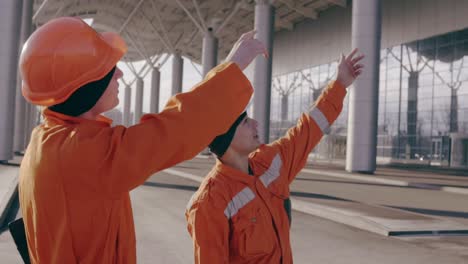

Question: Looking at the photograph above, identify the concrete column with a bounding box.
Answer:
[23,103,31,146]
[14,77,27,152]
[22,103,39,148]
[253,0,274,144]
[0,0,23,161]
[150,68,160,113]
[171,53,183,95]
[449,88,458,133]
[202,30,218,77]
[134,77,144,124]
[23,25,37,151]
[123,85,131,126]
[27,104,39,132]
[281,94,288,121]
[449,133,468,168]
[346,0,381,173]
[14,0,33,153]
[406,71,418,159]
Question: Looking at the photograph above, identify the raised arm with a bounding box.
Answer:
[256,49,364,183]
[89,32,267,194]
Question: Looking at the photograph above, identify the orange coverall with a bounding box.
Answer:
[19,63,252,264]
[186,81,346,264]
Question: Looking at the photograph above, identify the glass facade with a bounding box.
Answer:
[270,28,468,165]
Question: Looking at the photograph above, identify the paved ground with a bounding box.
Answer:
[0,160,20,230]
[135,171,468,263]
[179,157,468,223]
[0,156,467,263]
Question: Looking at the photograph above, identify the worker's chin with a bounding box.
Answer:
[108,100,119,111]
[99,101,119,115]
[254,137,262,146]
[252,141,261,150]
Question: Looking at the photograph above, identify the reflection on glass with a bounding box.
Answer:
[270,28,468,164]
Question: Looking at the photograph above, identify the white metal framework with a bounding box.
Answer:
[32,0,347,63]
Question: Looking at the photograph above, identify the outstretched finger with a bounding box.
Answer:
[338,53,345,64]
[354,64,364,70]
[346,48,359,62]
[260,45,268,59]
[256,47,268,59]
[253,40,268,58]
[350,54,365,65]
[240,30,256,40]
[261,48,269,59]
[254,46,268,59]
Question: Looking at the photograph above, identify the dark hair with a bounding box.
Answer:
[49,67,116,116]
[209,112,247,157]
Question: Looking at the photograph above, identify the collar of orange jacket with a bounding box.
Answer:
[43,108,113,127]
[214,158,259,185]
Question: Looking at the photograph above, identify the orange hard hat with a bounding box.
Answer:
[19,17,127,106]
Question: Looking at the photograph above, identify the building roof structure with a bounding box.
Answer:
[32,0,347,64]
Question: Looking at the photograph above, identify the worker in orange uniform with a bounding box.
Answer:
[18,17,266,264]
[186,49,364,264]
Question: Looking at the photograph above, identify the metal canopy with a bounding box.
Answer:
[32,0,346,63]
